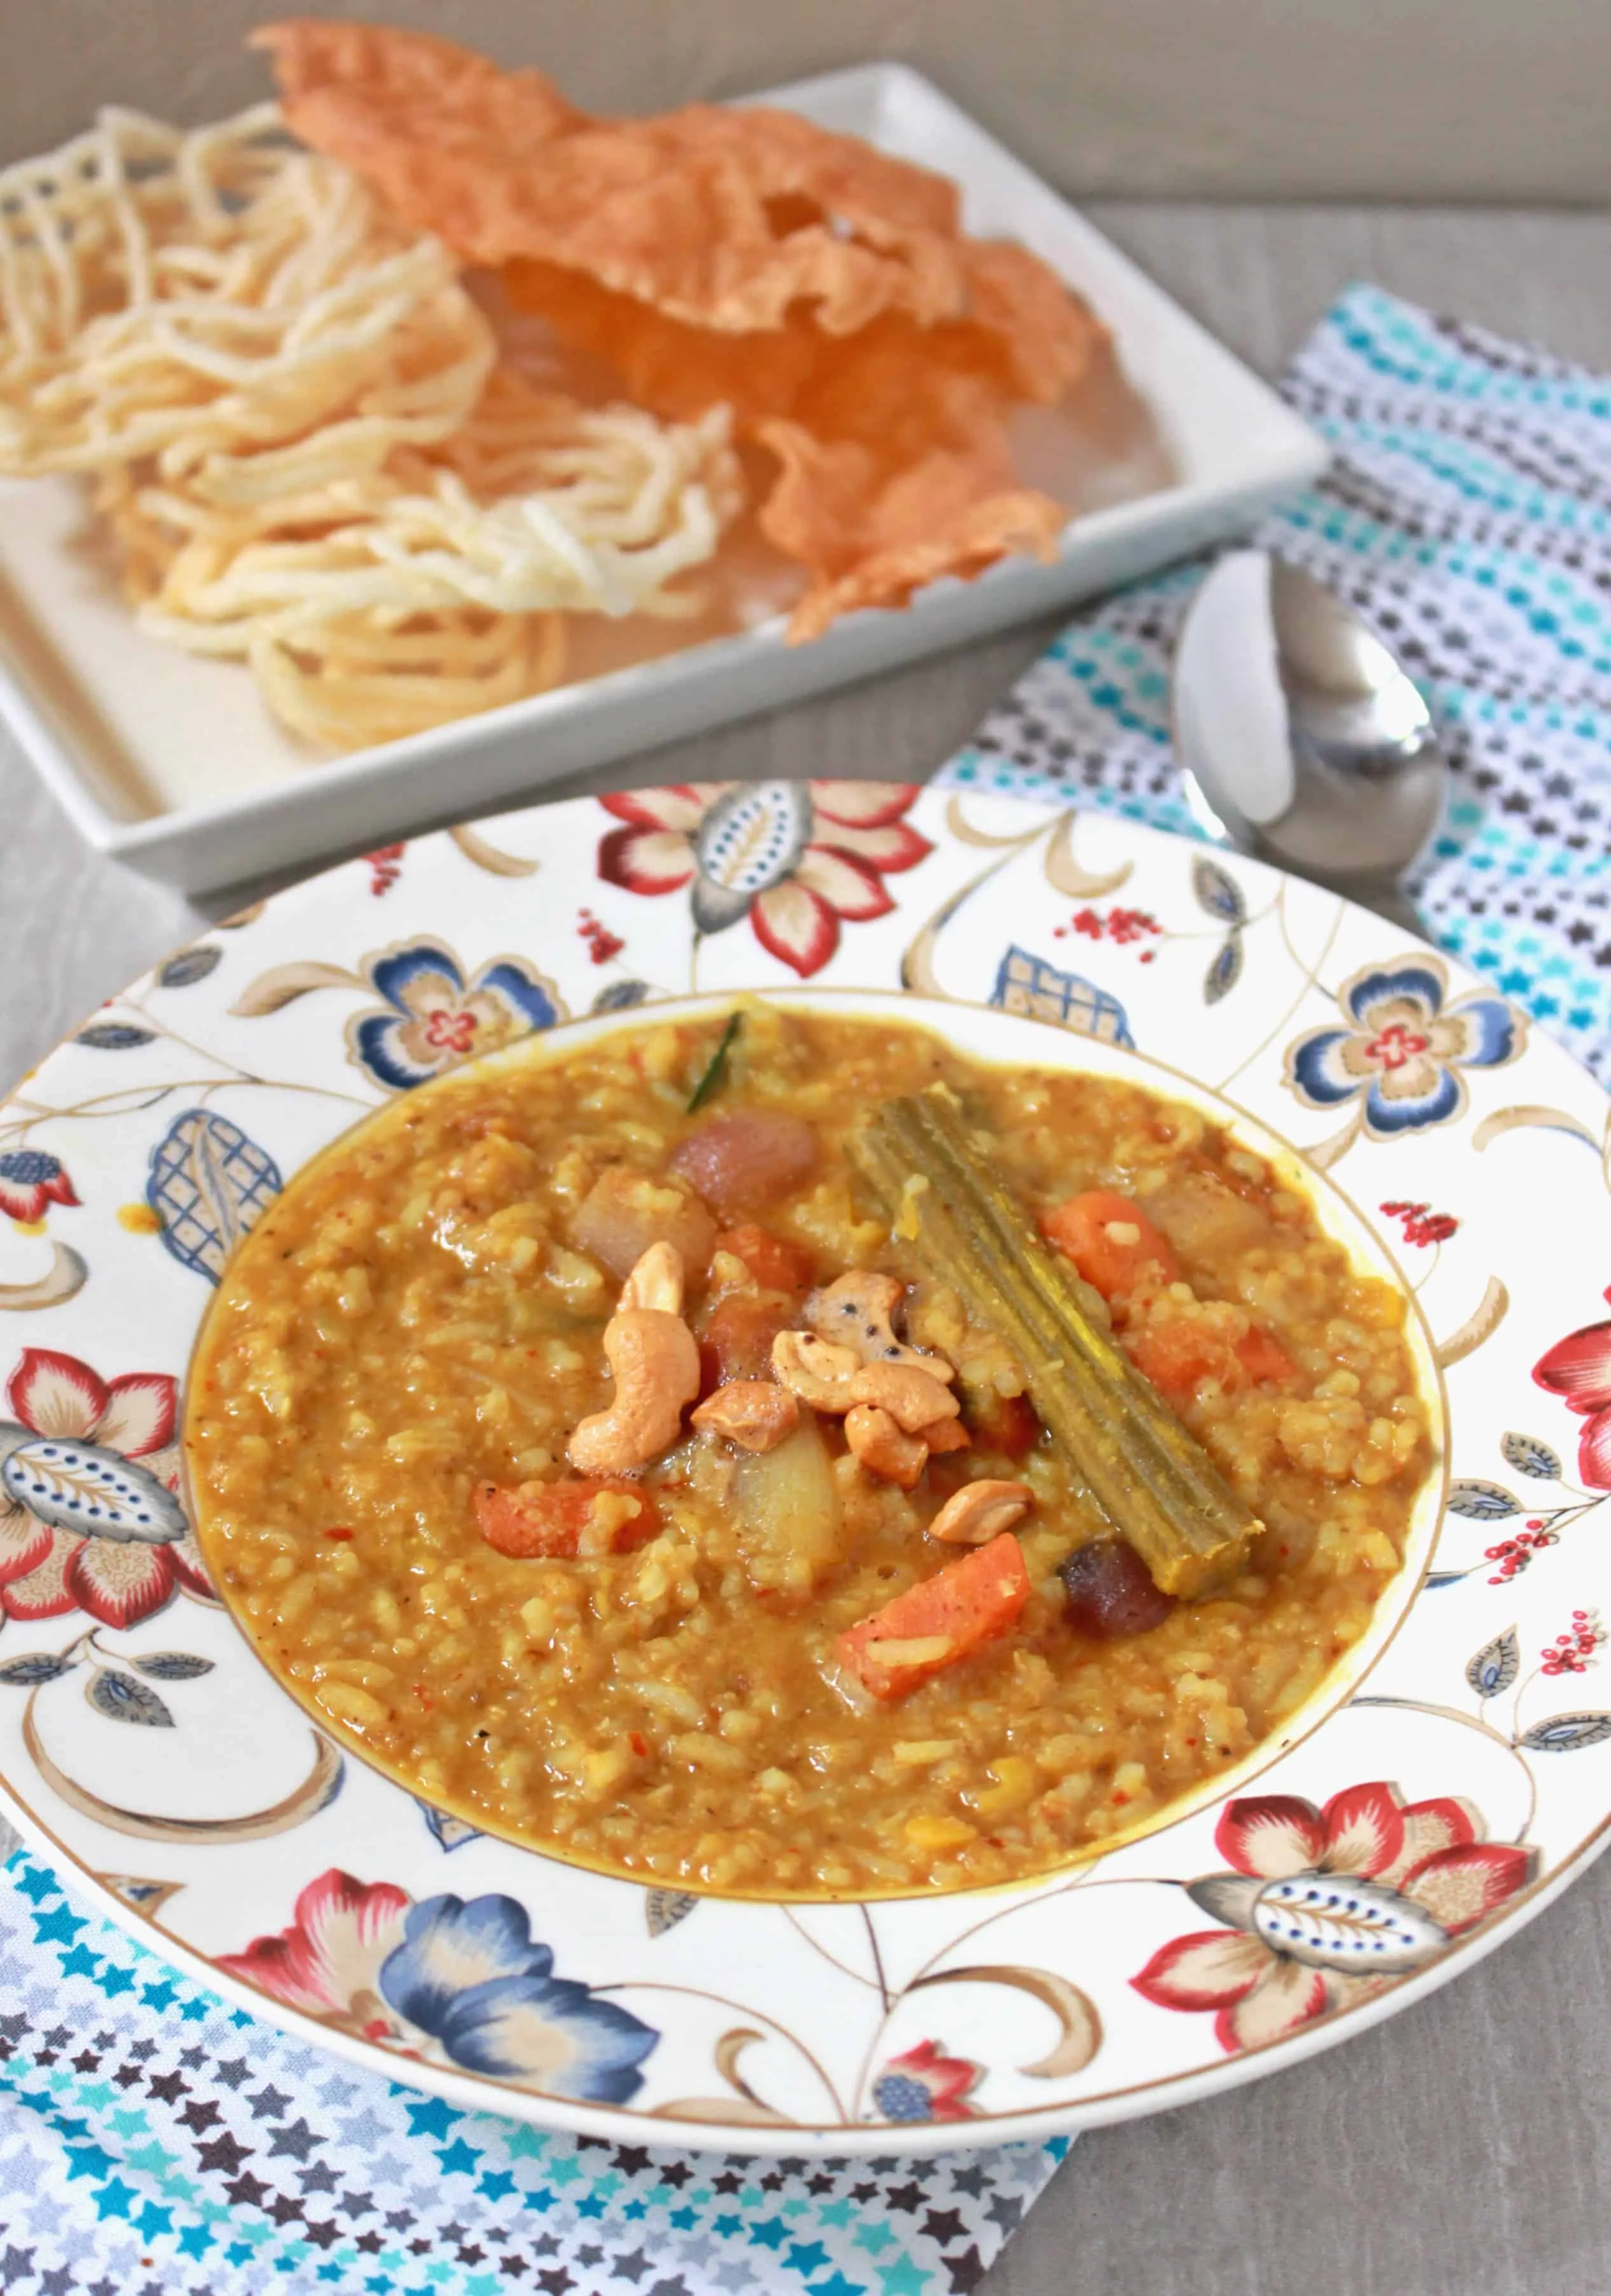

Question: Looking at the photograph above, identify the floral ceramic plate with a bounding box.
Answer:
[3,781,1610,2158]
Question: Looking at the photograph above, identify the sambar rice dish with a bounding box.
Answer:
[186,1005,1430,1896]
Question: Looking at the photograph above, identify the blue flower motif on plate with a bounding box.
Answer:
[348,941,563,1094]
[379,1892,658,2102]
[1285,956,1523,1138]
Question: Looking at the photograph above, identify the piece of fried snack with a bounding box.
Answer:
[258,20,1109,639]
[0,100,742,748]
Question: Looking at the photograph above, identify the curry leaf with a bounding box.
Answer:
[687,1013,742,1114]
[1446,1480,1520,1521]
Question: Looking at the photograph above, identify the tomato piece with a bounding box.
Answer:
[1042,1190,1180,1300]
[964,1386,1041,1458]
[474,1479,660,1559]
[711,1224,815,1295]
[1125,1319,1238,1406]
[836,1533,1030,1701]
[1235,1325,1300,1386]
[697,1292,797,1397]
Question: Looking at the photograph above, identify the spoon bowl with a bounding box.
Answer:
[1173,550,1448,891]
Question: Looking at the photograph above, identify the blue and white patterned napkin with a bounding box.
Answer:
[0,1823,1066,2295]
[944,284,1611,1081]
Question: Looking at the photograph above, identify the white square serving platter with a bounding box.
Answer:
[0,63,1327,892]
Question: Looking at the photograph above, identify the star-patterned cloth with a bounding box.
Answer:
[0,1829,1067,2295]
[944,284,1611,1079]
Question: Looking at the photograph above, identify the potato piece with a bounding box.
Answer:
[732,1412,843,1594]
[569,1165,716,1280]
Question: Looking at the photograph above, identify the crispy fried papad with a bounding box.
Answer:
[258,19,1112,636]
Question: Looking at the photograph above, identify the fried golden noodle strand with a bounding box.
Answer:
[850,1090,1261,1598]
[0,103,744,751]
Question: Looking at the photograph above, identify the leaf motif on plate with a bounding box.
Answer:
[156,946,222,989]
[1203,930,1244,1005]
[1472,1104,1601,1156]
[228,960,363,1017]
[146,1109,282,1284]
[1043,812,1133,899]
[128,1652,214,1681]
[1436,1277,1509,1371]
[417,1799,483,1852]
[0,1245,87,1314]
[1191,854,1247,925]
[449,823,540,877]
[96,1871,184,1920]
[76,1023,154,1051]
[1,1437,184,1543]
[1518,1712,1611,1753]
[645,1889,699,1939]
[910,1962,1101,2077]
[591,980,654,1014]
[86,1669,174,1728]
[991,946,1135,1049]
[1500,1432,1562,1481]
[649,2025,792,2124]
[1446,1480,1520,1522]
[1465,1626,1520,1700]
[0,1651,75,1686]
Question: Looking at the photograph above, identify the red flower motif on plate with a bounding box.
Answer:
[0,1347,211,1628]
[1534,1307,1611,1491]
[1132,1779,1532,2053]
[597,781,931,977]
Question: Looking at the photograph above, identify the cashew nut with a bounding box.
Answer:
[691,1379,800,1452]
[849,1362,959,1433]
[808,1271,954,1379]
[844,1404,928,1489]
[568,1308,700,1474]
[618,1240,685,1315]
[928,1479,1034,1545]
[771,1328,861,1411]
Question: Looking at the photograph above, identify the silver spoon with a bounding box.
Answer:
[1172,550,1448,919]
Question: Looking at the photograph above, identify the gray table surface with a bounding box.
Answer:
[3,203,1610,2296]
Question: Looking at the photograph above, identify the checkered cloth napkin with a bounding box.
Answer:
[943,284,1611,1081]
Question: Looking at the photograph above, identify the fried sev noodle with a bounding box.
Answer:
[0,102,741,749]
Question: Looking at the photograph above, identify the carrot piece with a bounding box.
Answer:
[1125,1320,1237,1406]
[711,1224,815,1295]
[474,1479,659,1559]
[836,1532,1030,1701]
[1041,1189,1181,1300]
[964,1386,1041,1458]
[1235,1325,1300,1386]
